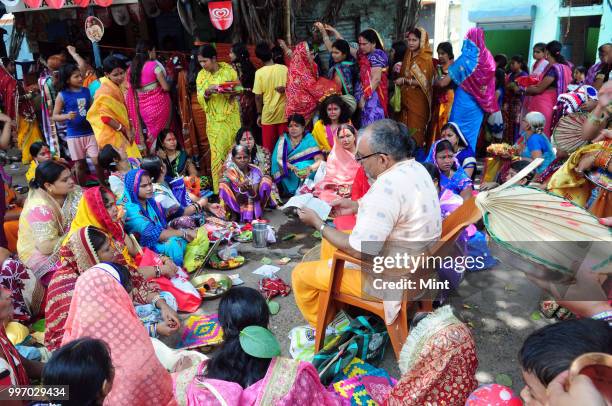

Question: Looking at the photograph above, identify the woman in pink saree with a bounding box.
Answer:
[126,40,173,152]
[313,124,360,208]
[524,41,572,136]
[62,263,176,405]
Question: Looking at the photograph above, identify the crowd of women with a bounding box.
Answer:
[0,20,609,405]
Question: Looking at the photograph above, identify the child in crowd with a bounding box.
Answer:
[25,142,52,183]
[570,65,587,89]
[97,144,140,202]
[51,63,103,185]
[503,159,536,185]
[480,159,536,191]
[42,337,114,406]
[518,318,612,405]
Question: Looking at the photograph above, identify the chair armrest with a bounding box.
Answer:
[333,250,365,267]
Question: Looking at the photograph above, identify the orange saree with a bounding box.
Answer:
[398,27,434,149]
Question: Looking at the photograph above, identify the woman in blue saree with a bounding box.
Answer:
[426,139,473,201]
[271,114,323,196]
[436,28,497,152]
[123,169,196,266]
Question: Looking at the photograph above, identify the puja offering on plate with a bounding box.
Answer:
[217,81,243,93]
[487,143,518,158]
[209,253,246,270]
[585,169,611,191]
[191,274,232,299]
[235,230,253,242]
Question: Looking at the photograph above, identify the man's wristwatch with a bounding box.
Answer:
[319,223,326,232]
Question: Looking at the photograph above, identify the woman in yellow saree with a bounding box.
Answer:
[196,45,241,194]
[86,56,141,159]
[396,27,434,159]
[547,139,611,218]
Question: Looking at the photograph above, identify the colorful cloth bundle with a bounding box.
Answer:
[330,358,396,405]
[178,314,224,350]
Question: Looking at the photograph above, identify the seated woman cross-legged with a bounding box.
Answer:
[439,122,477,178]
[45,226,178,351]
[123,169,195,267]
[271,114,323,196]
[220,146,274,222]
[425,140,474,201]
[141,156,224,226]
[515,111,555,174]
[64,185,179,279]
[311,124,360,210]
[60,263,176,405]
[17,161,82,285]
[226,128,281,206]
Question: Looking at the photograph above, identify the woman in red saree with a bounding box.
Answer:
[0,287,41,388]
[525,41,572,137]
[285,42,340,123]
[0,59,43,164]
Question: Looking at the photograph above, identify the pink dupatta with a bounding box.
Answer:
[313,132,360,204]
[62,265,176,405]
[458,28,498,113]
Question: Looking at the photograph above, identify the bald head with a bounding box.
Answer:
[362,119,415,162]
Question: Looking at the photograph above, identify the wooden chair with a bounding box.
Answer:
[314,197,482,359]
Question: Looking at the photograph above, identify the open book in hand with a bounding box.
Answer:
[281,193,332,221]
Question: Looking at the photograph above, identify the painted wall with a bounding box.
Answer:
[458,0,608,67]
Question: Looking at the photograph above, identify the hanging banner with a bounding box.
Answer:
[5,0,136,13]
[22,0,43,8]
[208,1,233,31]
[46,0,65,8]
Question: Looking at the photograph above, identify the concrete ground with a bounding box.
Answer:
[196,209,553,395]
[6,158,552,395]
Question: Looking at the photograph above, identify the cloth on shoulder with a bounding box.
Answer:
[386,306,478,405]
[61,264,176,405]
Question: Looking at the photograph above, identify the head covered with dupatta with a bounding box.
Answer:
[123,169,167,228]
[65,186,125,245]
[452,27,498,113]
